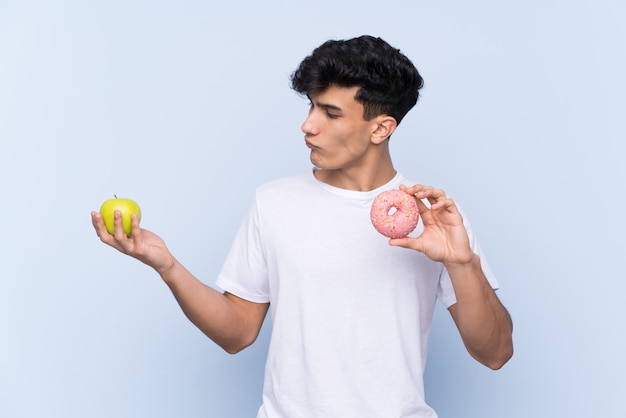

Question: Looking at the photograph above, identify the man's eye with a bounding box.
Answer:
[326,112,339,119]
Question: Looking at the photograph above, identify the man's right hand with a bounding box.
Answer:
[91,210,175,275]
[91,210,268,354]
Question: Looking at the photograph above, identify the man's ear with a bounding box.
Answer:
[371,116,398,144]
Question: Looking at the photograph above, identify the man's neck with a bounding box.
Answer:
[313,158,397,192]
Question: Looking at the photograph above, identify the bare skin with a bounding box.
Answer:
[390,184,513,369]
[92,84,513,367]
[91,210,268,354]
[303,86,512,368]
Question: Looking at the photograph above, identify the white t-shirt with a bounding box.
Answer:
[216,171,498,418]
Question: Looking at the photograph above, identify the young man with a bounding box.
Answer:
[92,35,513,417]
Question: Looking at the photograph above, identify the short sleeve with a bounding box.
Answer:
[215,194,270,303]
[436,206,499,308]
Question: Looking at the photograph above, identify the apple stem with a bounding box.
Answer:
[114,194,118,199]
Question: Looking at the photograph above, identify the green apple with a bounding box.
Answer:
[99,195,142,236]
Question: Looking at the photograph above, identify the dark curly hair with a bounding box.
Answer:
[290,35,424,124]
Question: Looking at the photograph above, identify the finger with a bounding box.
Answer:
[400,185,432,210]
[402,184,443,202]
[91,211,126,251]
[91,211,102,230]
[421,187,445,202]
[389,236,425,253]
[417,189,447,209]
[113,210,127,240]
[129,213,141,238]
[430,196,457,212]
[415,198,430,215]
[388,236,411,248]
[401,184,450,214]
[91,211,111,240]
[400,184,426,195]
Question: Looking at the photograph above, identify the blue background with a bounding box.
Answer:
[1,0,625,417]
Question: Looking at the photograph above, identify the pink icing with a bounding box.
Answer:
[370,189,419,238]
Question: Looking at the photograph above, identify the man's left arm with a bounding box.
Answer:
[389,184,513,369]
[445,255,513,369]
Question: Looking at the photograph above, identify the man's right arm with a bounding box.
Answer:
[91,210,269,354]
[161,259,269,354]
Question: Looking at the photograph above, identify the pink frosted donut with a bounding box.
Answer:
[370,189,419,238]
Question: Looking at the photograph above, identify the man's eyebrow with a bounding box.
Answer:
[310,99,343,112]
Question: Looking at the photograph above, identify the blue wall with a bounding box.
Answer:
[1,1,624,417]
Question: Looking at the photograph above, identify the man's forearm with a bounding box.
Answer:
[447,254,513,369]
[159,259,268,354]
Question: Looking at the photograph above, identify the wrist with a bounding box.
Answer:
[156,256,177,279]
[444,252,479,273]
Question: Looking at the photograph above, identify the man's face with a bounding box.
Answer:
[302,85,381,171]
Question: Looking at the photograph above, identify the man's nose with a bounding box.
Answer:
[301,112,318,135]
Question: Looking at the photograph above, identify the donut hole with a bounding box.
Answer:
[387,206,398,215]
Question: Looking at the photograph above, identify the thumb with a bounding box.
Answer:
[389,236,424,252]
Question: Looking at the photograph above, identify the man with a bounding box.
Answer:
[92,35,513,417]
